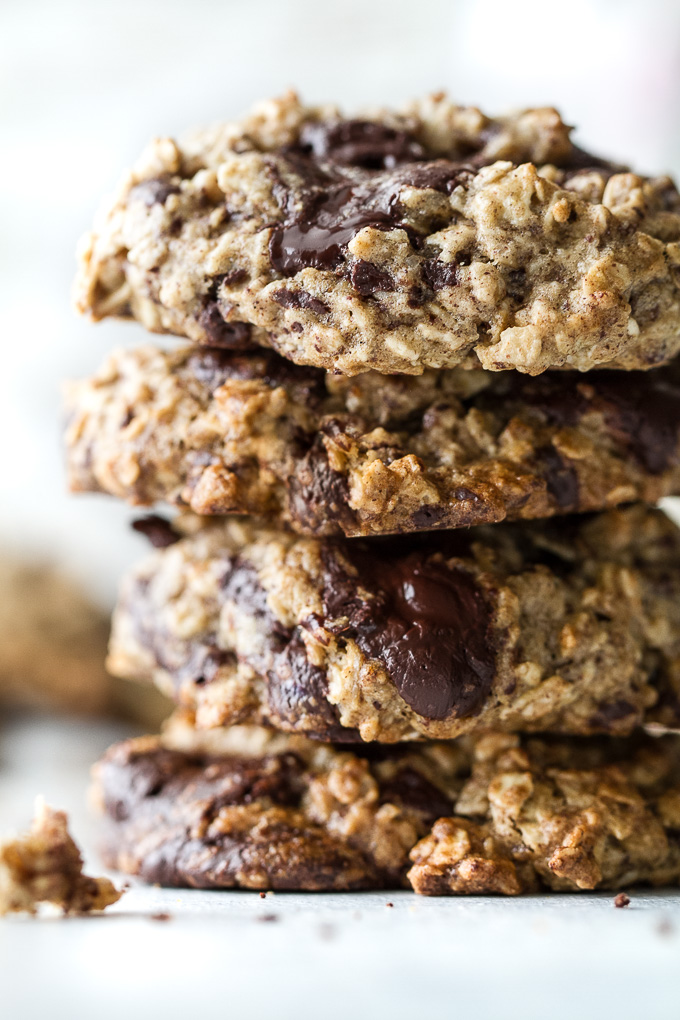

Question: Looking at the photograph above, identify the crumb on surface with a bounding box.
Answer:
[0,800,123,916]
[614,893,631,909]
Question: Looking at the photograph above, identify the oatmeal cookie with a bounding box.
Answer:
[106,506,680,742]
[0,800,122,915]
[65,344,680,537]
[0,554,111,715]
[73,92,680,376]
[92,717,680,894]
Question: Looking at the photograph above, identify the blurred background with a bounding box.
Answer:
[2,0,680,612]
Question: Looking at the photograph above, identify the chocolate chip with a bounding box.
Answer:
[131,515,180,548]
[266,632,359,740]
[350,260,395,296]
[537,446,580,509]
[273,288,330,315]
[589,699,636,731]
[410,505,449,530]
[614,893,631,908]
[421,259,460,291]
[198,302,253,349]
[187,347,326,402]
[380,766,453,822]
[297,119,426,170]
[596,375,680,474]
[130,175,180,207]
[288,445,356,534]
[517,371,680,475]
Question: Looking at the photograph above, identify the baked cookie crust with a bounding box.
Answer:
[66,344,680,537]
[107,506,680,742]
[92,717,680,895]
[74,92,680,377]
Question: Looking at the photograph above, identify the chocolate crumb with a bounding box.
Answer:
[258,913,279,923]
[259,891,267,899]
[150,912,172,922]
[132,515,180,548]
[614,893,631,908]
[386,901,394,908]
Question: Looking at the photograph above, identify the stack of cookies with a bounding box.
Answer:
[65,93,680,895]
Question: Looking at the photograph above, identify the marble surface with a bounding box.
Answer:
[2,713,680,1020]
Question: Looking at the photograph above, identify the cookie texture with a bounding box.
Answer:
[93,717,680,894]
[107,506,680,742]
[0,801,122,915]
[66,344,680,537]
[74,92,680,377]
[0,554,111,715]
[0,551,171,725]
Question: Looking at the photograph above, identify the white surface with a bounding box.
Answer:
[2,714,680,1020]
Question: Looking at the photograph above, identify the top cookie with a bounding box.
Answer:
[74,92,680,376]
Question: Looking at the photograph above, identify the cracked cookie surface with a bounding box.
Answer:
[74,92,680,377]
[107,506,680,742]
[66,344,680,537]
[93,716,680,894]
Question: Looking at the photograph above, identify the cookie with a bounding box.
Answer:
[92,715,680,894]
[0,554,111,715]
[0,551,171,725]
[73,92,680,377]
[0,801,122,915]
[66,344,680,537]
[106,505,680,742]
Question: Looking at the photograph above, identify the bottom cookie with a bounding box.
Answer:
[93,714,680,894]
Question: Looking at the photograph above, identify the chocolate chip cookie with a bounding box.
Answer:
[66,344,680,537]
[74,92,680,377]
[106,505,680,742]
[92,713,680,894]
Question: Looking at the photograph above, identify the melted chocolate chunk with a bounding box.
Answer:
[297,119,426,170]
[186,347,326,402]
[222,558,289,653]
[350,260,395,296]
[198,303,253,349]
[379,767,453,823]
[516,371,680,475]
[321,547,495,721]
[267,632,360,740]
[273,288,330,315]
[269,158,474,277]
[132,515,180,548]
[131,175,180,207]
[596,376,680,474]
[288,445,356,534]
[537,446,580,509]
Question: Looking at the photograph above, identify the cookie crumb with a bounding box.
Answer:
[614,893,631,908]
[259,891,267,899]
[386,902,394,908]
[150,912,171,922]
[258,913,279,923]
[0,799,123,916]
